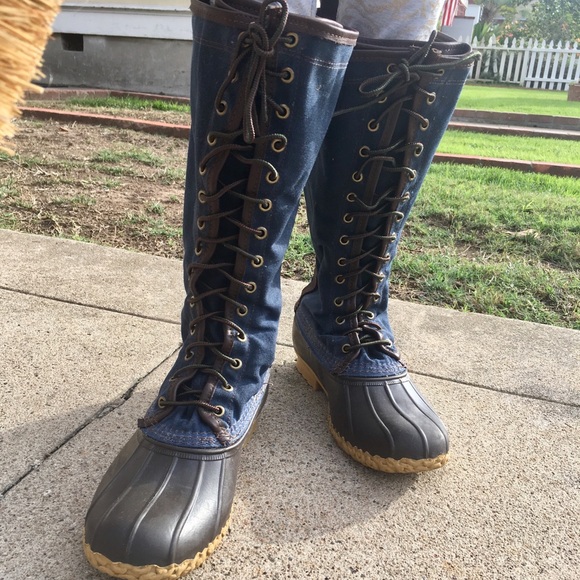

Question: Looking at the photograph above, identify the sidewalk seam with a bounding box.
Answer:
[0,348,179,499]
[0,285,180,327]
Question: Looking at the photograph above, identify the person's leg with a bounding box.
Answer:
[83,1,356,578]
[294,5,478,472]
[337,0,447,40]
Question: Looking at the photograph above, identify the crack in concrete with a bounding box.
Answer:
[0,348,179,499]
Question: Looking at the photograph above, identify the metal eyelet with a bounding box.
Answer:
[195,242,203,255]
[352,171,363,183]
[334,298,344,307]
[184,350,193,360]
[230,358,243,369]
[259,199,272,212]
[420,119,430,131]
[284,32,299,48]
[252,255,264,268]
[426,92,436,105]
[198,190,207,203]
[395,212,404,222]
[271,138,286,153]
[343,214,353,224]
[207,134,217,146]
[341,344,351,353]
[197,217,205,230]
[199,165,207,176]
[214,405,225,417]
[237,305,248,317]
[223,383,234,391]
[407,169,417,182]
[281,67,294,84]
[339,235,349,246]
[414,144,424,157]
[216,100,228,115]
[237,331,247,343]
[231,71,240,83]
[335,316,345,325]
[346,192,357,202]
[245,281,257,293]
[266,171,279,184]
[337,257,347,267]
[157,396,167,408]
[255,227,268,240]
[436,68,445,76]
[378,95,389,104]
[359,146,370,158]
[276,104,290,119]
[368,119,379,132]
[386,63,397,74]
[335,275,345,284]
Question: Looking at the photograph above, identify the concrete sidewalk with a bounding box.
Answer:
[0,228,578,579]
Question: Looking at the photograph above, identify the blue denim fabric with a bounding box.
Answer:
[141,0,356,448]
[296,35,475,377]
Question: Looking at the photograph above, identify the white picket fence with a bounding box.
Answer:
[469,36,580,91]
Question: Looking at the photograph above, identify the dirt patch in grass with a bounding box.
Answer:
[1,119,188,258]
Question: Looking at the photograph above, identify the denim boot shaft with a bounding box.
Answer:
[84,1,356,577]
[294,34,477,473]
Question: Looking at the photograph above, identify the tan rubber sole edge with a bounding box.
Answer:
[83,516,231,580]
[295,355,449,474]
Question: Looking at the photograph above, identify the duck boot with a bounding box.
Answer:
[83,1,357,578]
[293,33,478,473]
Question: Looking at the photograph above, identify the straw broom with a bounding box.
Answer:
[0,0,63,154]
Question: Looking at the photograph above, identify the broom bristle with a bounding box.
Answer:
[0,0,63,154]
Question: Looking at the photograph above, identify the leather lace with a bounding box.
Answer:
[335,33,478,361]
[144,0,291,422]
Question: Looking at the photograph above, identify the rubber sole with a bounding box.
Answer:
[296,355,448,474]
[83,516,231,580]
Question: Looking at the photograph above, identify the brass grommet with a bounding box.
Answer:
[378,95,388,104]
[216,100,228,115]
[245,281,257,293]
[237,332,247,343]
[281,67,294,84]
[197,217,205,230]
[252,255,264,267]
[207,134,217,146]
[335,275,345,284]
[230,358,243,369]
[335,316,345,325]
[368,119,379,132]
[386,63,397,74]
[259,199,272,212]
[195,242,202,255]
[266,171,280,184]
[359,146,370,158]
[271,138,286,153]
[284,32,299,48]
[408,169,417,181]
[341,344,351,353]
[223,383,234,391]
[237,305,248,317]
[214,405,226,417]
[339,235,349,246]
[420,119,430,131]
[343,214,353,224]
[334,298,344,307]
[436,68,445,76]
[426,92,436,105]
[255,227,268,240]
[276,104,290,119]
[198,190,207,203]
[352,171,363,183]
[337,257,347,267]
[346,192,357,202]
[157,396,167,408]
[199,165,207,176]
[184,350,193,360]
[414,144,424,157]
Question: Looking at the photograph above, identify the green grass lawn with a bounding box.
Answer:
[67,95,190,113]
[438,131,580,165]
[458,85,580,117]
[392,164,579,329]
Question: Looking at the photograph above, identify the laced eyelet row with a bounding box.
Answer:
[284,32,299,48]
